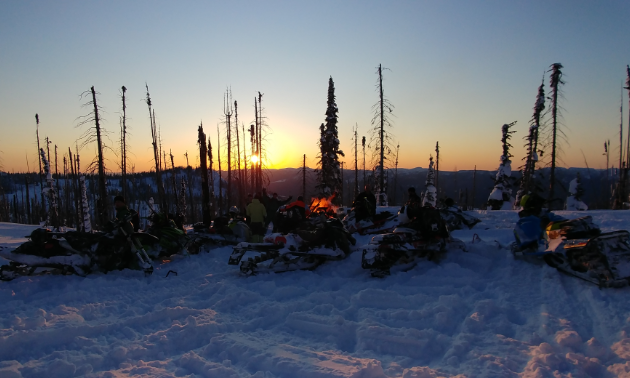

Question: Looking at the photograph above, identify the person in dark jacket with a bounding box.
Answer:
[275,196,309,233]
[352,186,377,222]
[406,187,422,221]
[114,195,139,233]
[267,192,292,228]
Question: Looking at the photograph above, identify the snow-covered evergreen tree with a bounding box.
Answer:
[566,172,588,210]
[316,77,344,203]
[488,122,516,210]
[179,177,187,225]
[516,79,546,207]
[80,175,91,232]
[422,156,437,208]
[40,148,59,229]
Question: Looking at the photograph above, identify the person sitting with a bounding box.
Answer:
[405,187,422,221]
[353,186,377,222]
[519,192,546,219]
[113,195,138,234]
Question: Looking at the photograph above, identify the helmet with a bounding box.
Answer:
[229,206,239,215]
[398,205,410,224]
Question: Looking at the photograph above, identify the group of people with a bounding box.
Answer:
[243,189,313,242]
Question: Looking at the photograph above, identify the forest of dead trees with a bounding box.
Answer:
[1,63,630,228]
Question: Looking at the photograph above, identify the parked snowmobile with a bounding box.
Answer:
[188,210,252,253]
[513,214,630,287]
[144,211,189,257]
[361,205,466,277]
[228,217,356,275]
[0,215,156,281]
[344,210,399,235]
[438,206,481,231]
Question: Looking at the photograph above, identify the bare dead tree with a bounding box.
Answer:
[169,150,180,215]
[353,124,359,198]
[625,65,630,170]
[198,123,211,225]
[76,86,109,227]
[235,100,243,210]
[145,84,167,215]
[362,136,366,189]
[120,85,128,198]
[35,114,45,218]
[223,90,233,208]
[393,143,400,205]
[217,125,223,214]
[184,151,195,223]
[249,124,256,193]
[369,64,395,196]
[243,123,248,196]
[435,141,440,197]
[208,135,215,216]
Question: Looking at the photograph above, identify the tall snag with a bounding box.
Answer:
[547,63,565,210]
[198,124,211,225]
[217,126,223,214]
[145,84,167,214]
[224,90,233,208]
[77,86,108,227]
[35,114,45,218]
[369,64,394,200]
[120,85,128,198]
[353,124,359,198]
[208,135,215,216]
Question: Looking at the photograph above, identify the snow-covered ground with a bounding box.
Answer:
[2,210,630,377]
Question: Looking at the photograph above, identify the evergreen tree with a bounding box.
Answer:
[516,78,545,207]
[40,148,60,229]
[488,122,516,210]
[422,156,437,208]
[316,77,344,202]
[547,63,565,209]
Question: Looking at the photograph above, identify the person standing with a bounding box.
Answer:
[267,192,292,229]
[246,194,267,242]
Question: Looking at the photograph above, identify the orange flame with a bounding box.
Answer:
[309,193,339,215]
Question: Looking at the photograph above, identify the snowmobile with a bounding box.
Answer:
[0,214,157,281]
[144,211,189,257]
[343,210,399,235]
[228,217,356,275]
[438,206,481,231]
[512,215,630,288]
[361,205,466,277]
[188,209,252,253]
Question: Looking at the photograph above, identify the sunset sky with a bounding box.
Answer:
[1,0,629,173]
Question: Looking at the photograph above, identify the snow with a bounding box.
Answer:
[2,210,630,376]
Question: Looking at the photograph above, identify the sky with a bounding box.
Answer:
[1,0,629,173]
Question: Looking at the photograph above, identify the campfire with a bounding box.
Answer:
[309,193,338,217]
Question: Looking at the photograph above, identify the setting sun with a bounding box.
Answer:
[250,155,259,164]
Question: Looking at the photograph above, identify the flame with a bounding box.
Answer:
[309,193,339,215]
